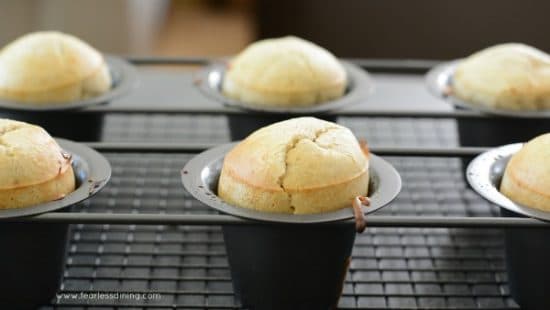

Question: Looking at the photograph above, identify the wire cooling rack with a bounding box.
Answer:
[9,58,541,309]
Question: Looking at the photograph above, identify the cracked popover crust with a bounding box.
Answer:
[0,31,111,104]
[222,36,347,107]
[500,133,550,211]
[0,119,75,209]
[218,117,369,214]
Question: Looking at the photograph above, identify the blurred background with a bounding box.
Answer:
[0,0,549,59]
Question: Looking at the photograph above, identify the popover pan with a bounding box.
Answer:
[195,60,374,140]
[467,143,550,310]
[426,60,550,180]
[0,56,137,141]
[182,142,401,309]
[0,138,111,309]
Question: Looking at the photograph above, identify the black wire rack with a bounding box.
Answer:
[8,57,546,309]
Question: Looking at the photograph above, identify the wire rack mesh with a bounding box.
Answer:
[34,113,519,309]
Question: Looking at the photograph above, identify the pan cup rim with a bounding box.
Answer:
[0,138,111,219]
[425,60,550,119]
[0,55,138,112]
[194,59,374,114]
[466,143,550,222]
[182,142,402,224]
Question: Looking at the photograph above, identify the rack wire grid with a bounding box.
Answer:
[5,58,539,309]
